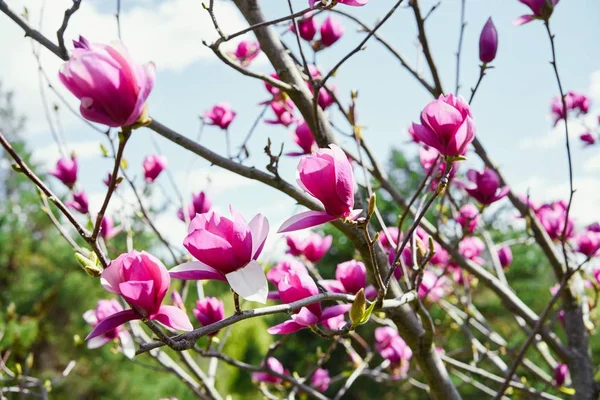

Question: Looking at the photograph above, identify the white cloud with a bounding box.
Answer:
[31,140,102,165]
[177,167,258,196]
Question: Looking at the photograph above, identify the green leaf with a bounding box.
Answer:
[100,144,109,157]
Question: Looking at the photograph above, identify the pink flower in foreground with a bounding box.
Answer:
[456,204,480,234]
[252,357,286,384]
[49,155,78,188]
[311,368,330,391]
[554,363,569,387]
[536,201,575,241]
[287,120,317,156]
[321,260,369,296]
[86,251,192,341]
[231,41,261,66]
[279,144,361,233]
[66,191,89,214]
[320,16,344,47]
[291,13,317,41]
[461,168,508,205]
[178,191,212,222]
[204,103,237,130]
[59,36,154,127]
[418,270,450,302]
[580,132,596,146]
[268,270,350,334]
[309,0,368,7]
[285,232,332,263]
[497,245,513,269]
[479,17,498,63]
[267,259,308,286]
[193,297,224,335]
[143,154,167,183]
[411,94,476,157]
[374,327,413,378]
[83,299,135,358]
[513,0,560,25]
[100,216,121,239]
[170,208,270,303]
[265,98,295,127]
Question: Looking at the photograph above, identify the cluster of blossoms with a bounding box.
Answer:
[550,91,590,125]
[291,14,344,50]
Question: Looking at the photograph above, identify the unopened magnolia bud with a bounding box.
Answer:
[75,252,102,277]
[416,237,428,267]
[350,288,366,326]
[368,193,376,217]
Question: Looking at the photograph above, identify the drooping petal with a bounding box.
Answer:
[152,305,193,332]
[225,260,268,304]
[249,213,270,259]
[169,261,226,281]
[87,335,112,349]
[319,280,346,293]
[278,210,338,233]
[320,304,352,321]
[291,307,319,326]
[513,14,535,25]
[267,319,305,335]
[86,309,140,340]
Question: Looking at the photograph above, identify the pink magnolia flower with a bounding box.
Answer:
[66,191,89,214]
[100,216,121,239]
[461,168,508,205]
[252,357,286,384]
[267,259,308,286]
[374,327,413,378]
[170,208,270,303]
[204,103,237,130]
[309,0,368,7]
[551,91,590,125]
[418,270,450,302]
[231,41,261,66]
[267,270,351,334]
[317,84,337,110]
[588,222,600,232]
[575,230,600,257]
[379,227,400,250]
[265,98,295,127]
[536,201,575,241]
[264,73,281,97]
[320,16,344,47]
[311,368,330,391]
[178,191,212,222]
[291,13,317,41]
[193,297,224,335]
[411,94,476,157]
[287,120,317,156]
[416,228,450,266]
[459,236,485,264]
[49,155,78,188]
[554,363,569,387]
[59,36,155,127]
[86,251,192,341]
[456,204,480,234]
[497,245,513,268]
[285,232,333,263]
[321,260,371,296]
[419,147,439,171]
[83,299,135,358]
[322,314,346,330]
[513,0,560,25]
[279,144,361,233]
[580,132,596,146]
[479,18,498,63]
[143,154,167,183]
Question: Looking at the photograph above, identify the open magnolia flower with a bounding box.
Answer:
[83,299,135,359]
[170,207,270,303]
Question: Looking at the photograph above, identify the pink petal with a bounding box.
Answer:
[169,261,226,281]
[513,14,534,25]
[278,210,337,233]
[152,305,193,331]
[87,335,112,349]
[86,309,139,340]
[225,260,268,304]
[319,280,346,293]
[249,213,270,259]
[291,307,319,326]
[267,320,305,335]
[320,304,351,321]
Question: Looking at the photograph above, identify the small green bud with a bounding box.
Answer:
[368,193,376,217]
[75,252,102,277]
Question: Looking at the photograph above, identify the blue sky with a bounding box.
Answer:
[1,0,599,259]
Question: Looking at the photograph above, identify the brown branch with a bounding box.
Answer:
[56,0,81,60]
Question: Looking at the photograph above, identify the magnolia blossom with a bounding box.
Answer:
[311,368,330,391]
[83,299,135,359]
[100,216,121,239]
[193,297,224,335]
[267,259,308,286]
[309,0,368,7]
[66,191,89,214]
[279,144,361,233]
[497,245,513,268]
[252,357,286,384]
[86,251,192,341]
[479,18,498,63]
[459,237,485,264]
[554,363,569,387]
[230,41,260,66]
[59,36,154,127]
[287,120,317,156]
[265,98,295,127]
[285,232,332,263]
[580,132,596,146]
[461,168,508,205]
[204,103,237,130]
[419,147,439,171]
[170,208,269,303]
[536,201,575,241]
[143,154,167,183]
[374,327,413,378]
[551,91,589,125]
[291,13,317,41]
[178,191,212,222]
[264,73,281,97]
[49,155,78,188]
[321,260,375,298]
[268,270,350,334]
[411,94,475,157]
[418,270,450,302]
[320,16,344,48]
[456,204,481,234]
[514,0,560,25]
[415,227,450,266]
[318,84,337,110]
[575,230,600,257]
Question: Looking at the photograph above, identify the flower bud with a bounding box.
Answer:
[479,18,498,63]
